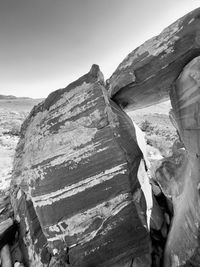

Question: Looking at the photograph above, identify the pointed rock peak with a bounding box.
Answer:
[24,64,105,115]
[89,64,105,84]
[90,64,100,74]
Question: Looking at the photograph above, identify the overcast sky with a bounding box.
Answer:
[0,0,200,98]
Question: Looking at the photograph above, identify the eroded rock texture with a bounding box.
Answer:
[11,65,152,266]
[155,56,200,266]
[11,189,48,266]
[105,9,200,263]
[107,7,200,110]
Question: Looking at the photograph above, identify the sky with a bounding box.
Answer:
[0,0,200,98]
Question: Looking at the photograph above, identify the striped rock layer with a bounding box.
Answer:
[11,65,151,266]
[107,7,200,111]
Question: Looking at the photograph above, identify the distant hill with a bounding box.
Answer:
[0,94,32,100]
[0,94,17,100]
[0,95,44,113]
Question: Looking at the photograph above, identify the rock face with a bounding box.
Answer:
[161,56,200,267]
[153,56,200,266]
[11,65,151,266]
[105,10,200,263]
[107,8,200,110]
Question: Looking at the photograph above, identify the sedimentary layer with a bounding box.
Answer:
[11,65,151,266]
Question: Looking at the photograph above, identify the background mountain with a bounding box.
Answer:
[0,94,34,100]
[0,94,17,99]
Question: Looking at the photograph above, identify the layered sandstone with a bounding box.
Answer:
[107,8,200,110]
[11,65,152,266]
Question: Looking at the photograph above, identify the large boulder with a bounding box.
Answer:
[155,56,200,266]
[11,65,152,266]
[107,8,200,110]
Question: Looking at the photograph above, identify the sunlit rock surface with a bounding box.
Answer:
[107,7,200,111]
[11,65,152,266]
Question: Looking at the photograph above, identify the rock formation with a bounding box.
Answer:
[106,8,200,265]
[11,65,152,266]
[166,56,200,266]
[7,6,200,267]
[107,8,200,111]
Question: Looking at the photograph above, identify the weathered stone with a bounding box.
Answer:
[11,188,48,267]
[107,8,200,110]
[11,65,151,266]
[155,56,200,266]
[156,147,193,267]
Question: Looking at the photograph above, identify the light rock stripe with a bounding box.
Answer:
[33,163,127,207]
[46,193,130,245]
[20,142,109,188]
[178,83,199,102]
[179,94,200,110]
[117,19,180,71]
